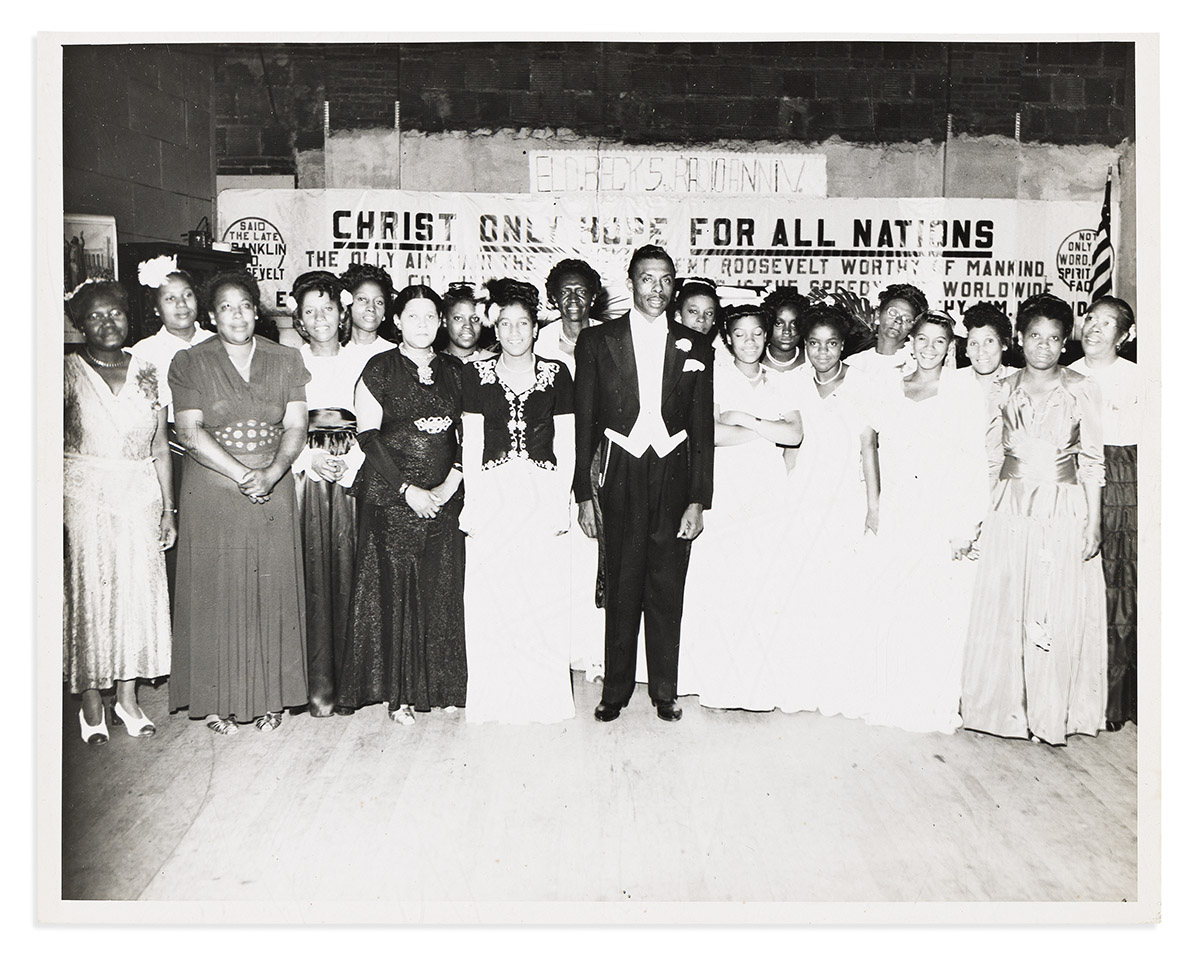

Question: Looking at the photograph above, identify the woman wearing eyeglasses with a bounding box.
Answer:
[846,284,928,379]
[64,281,173,745]
[860,310,989,733]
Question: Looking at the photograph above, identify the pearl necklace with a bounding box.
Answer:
[767,347,800,368]
[814,361,844,386]
[83,348,125,368]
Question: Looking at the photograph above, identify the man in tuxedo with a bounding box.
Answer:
[573,245,715,722]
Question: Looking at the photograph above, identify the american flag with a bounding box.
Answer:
[1089,167,1113,298]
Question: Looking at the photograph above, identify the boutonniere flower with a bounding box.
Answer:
[137,254,178,290]
[675,338,692,352]
[683,358,706,373]
[134,365,160,404]
[340,288,353,308]
[285,293,298,314]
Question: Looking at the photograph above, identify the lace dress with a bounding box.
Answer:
[338,351,466,712]
[460,355,576,724]
[63,352,171,692]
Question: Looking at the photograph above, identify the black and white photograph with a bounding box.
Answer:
[32,20,1170,931]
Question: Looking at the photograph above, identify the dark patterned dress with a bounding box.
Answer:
[337,351,466,712]
[167,336,310,721]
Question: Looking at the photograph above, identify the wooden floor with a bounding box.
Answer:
[60,674,1138,906]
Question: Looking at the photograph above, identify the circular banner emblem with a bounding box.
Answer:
[222,217,287,273]
[1056,229,1095,293]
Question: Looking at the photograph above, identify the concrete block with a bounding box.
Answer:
[64,168,135,229]
[223,125,261,159]
[97,128,161,189]
[128,81,187,146]
[131,184,192,243]
[63,122,101,175]
[561,59,599,91]
[1051,74,1086,106]
[186,103,213,152]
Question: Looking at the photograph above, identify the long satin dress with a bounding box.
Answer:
[960,367,1108,745]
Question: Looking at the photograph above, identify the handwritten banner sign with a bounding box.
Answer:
[528,150,827,196]
[218,189,1101,321]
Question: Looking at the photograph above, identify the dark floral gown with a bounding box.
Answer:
[337,351,466,712]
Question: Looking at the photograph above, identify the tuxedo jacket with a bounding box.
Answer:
[572,312,715,509]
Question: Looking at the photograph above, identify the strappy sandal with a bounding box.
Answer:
[255,710,283,732]
[206,715,238,735]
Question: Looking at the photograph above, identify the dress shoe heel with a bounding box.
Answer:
[78,707,109,746]
[594,701,623,722]
[112,700,156,737]
[652,698,682,722]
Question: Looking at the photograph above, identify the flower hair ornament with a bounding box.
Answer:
[340,289,354,308]
[63,276,103,303]
[285,294,299,314]
[483,301,501,328]
[137,254,179,290]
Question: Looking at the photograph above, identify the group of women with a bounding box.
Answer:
[62,252,1140,748]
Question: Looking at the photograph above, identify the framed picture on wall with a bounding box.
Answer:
[63,212,117,344]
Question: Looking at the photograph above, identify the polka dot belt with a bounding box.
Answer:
[211,419,283,455]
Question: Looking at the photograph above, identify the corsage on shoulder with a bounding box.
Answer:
[675,338,692,352]
[683,358,706,373]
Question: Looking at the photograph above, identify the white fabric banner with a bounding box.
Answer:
[217,189,1102,321]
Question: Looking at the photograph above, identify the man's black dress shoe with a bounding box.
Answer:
[594,701,623,722]
[653,699,683,722]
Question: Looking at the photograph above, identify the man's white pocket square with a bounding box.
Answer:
[683,358,706,373]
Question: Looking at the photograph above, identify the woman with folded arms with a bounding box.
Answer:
[677,306,803,710]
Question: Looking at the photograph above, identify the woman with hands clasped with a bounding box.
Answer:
[64,280,174,745]
[961,293,1108,746]
[676,306,803,710]
[860,310,989,734]
[168,270,310,736]
[337,285,467,725]
[460,280,577,724]
[287,271,369,717]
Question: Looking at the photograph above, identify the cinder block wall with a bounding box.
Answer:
[213,40,1134,176]
[63,43,216,244]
